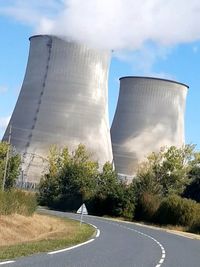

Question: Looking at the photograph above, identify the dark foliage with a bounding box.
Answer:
[155,195,199,227]
[37,145,135,218]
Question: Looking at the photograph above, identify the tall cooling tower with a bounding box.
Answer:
[3,35,113,184]
[111,76,188,179]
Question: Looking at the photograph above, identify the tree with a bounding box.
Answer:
[183,152,200,202]
[58,145,99,209]
[133,145,194,197]
[38,144,99,210]
[91,162,135,219]
[96,162,118,200]
[158,145,194,195]
[37,145,64,206]
[133,162,163,197]
[0,142,21,190]
[91,162,119,215]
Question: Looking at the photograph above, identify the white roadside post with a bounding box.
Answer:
[76,203,88,226]
[80,205,84,226]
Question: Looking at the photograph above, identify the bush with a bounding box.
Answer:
[92,184,135,220]
[188,204,200,233]
[155,195,198,227]
[183,176,200,202]
[189,220,200,234]
[134,192,161,222]
[0,190,37,216]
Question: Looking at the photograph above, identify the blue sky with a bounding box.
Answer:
[0,1,200,148]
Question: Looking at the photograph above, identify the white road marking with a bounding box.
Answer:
[0,261,15,265]
[48,223,100,255]
[48,238,95,255]
[96,229,100,237]
[159,258,164,264]
[88,223,97,229]
[94,218,166,267]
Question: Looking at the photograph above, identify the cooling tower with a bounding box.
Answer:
[3,35,113,184]
[111,76,188,179]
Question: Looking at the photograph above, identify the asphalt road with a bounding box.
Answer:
[2,210,200,267]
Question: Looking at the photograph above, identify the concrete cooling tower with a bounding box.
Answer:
[3,35,113,184]
[111,76,188,180]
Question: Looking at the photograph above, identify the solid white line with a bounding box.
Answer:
[96,229,100,237]
[48,223,100,255]
[88,223,97,229]
[48,238,95,255]
[0,261,15,265]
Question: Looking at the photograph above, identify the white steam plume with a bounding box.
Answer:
[1,0,200,50]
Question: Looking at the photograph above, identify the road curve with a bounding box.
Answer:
[2,210,200,267]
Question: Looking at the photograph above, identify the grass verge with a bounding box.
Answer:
[0,214,95,261]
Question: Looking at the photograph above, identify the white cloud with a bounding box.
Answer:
[1,0,200,50]
[1,0,200,75]
[0,1,62,26]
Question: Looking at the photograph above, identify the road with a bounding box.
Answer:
[1,210,200,267]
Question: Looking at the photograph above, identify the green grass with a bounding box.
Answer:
[0,217,95,261]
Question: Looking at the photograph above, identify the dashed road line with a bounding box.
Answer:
[96,219,166,267]
[0,214,166,266]
[96,229,100,237]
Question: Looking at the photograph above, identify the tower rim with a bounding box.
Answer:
[119,76,189,89]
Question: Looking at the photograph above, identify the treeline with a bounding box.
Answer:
[38,144,134,218]
[38,144,200,232]
[1,140,200,231]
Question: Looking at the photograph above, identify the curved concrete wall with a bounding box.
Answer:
[3,35,113,183]
[111,76,188,178]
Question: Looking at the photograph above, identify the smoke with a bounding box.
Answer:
[1,0,200,50]
[114,43,175,77]
[1,0,200,77]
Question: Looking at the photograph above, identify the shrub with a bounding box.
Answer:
[134,192,161,222]
[0,190,37,216]
[88,181,135,220]
[155,195,198,227]
[188,204,200,233]
[189,221,200,234]
[183,176,200,202]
